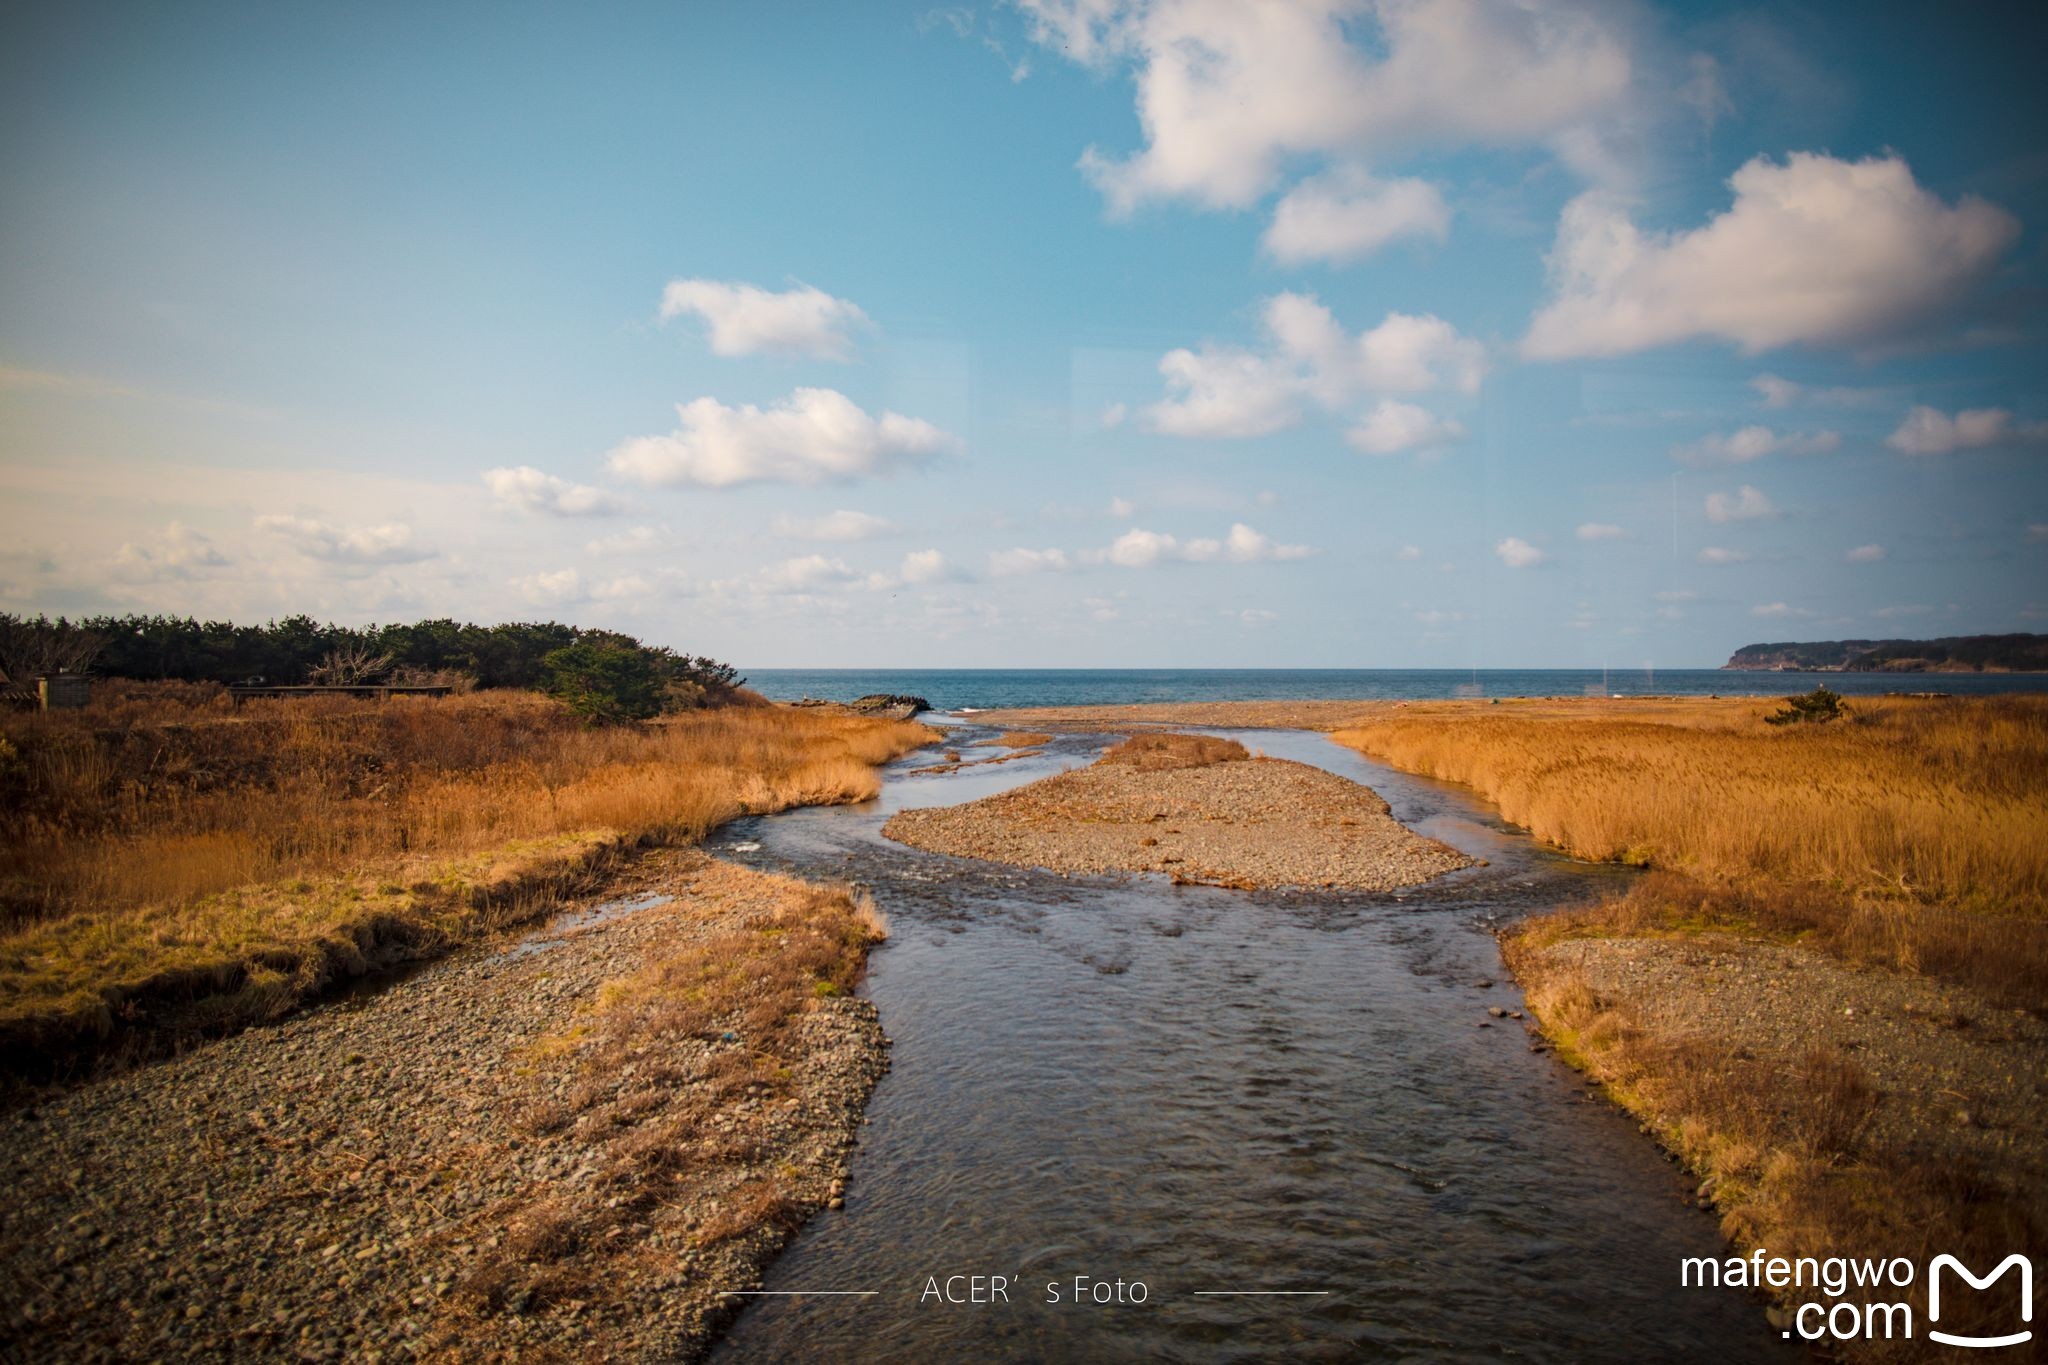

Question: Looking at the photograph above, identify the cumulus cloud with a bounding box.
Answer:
[755,554,860,594]
[513,568,586,606]
[658,279,870,360]
[772,509,900,541]
[1697,546,1750,565]
[482,465,625,517]
[607,388,956,489]
[585,525,663,556]
[989,546,1073,576]
[1671,426,1840,466]
[1845,543,1886,563]
[1751,601,1812,618]
[1575,522,1631,541]
[1523,153,2020,359]
[1750,374,1886,410]
[897,549,954,585]
[111,523,230,580]
[1395,544,1423,561]
[991,522,1311,574]
[255,514,432,565]
[1345,400,1466,456]
[1885,405,2048,456]
[1494,536,1546,568]
[1023,0,1634,216]
[1263,169,1451,265]
[1704,484,1777,524]
[1147,293,1484,438]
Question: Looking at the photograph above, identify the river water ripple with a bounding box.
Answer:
[708,726,1792,1363]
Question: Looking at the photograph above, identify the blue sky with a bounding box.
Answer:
[2,0,2044,668]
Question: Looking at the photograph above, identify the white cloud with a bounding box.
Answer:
[513,567,586,606]
[255,514,432,565]
[1396,544,1423,561]
[1749,374,1885,410]
[1147,293,1484,438]
[111,523,230,580]
[658,279,870,360]
[772,509,900,541]
[1345,400,1466,456]
[584,525,663,556]
[1263,169,1450,266]
[590,574,653,601]
[1697,546,1750,565]
[1704,484,1777,524]
[756,554,859,594]
[1232,607,1279,626]
[992,521,1310,574]
[1872,603,1933,619]
[1575,522,1631,542]
[1750,601,1812,618]
[1027,0,1634,216]
[1885,405,2048,456]
[1100,401,1128,428]
[481,465,625,517]
[989,546,1073,576]
[1523,153,2020,359]
[1671,426,1840,466]
[608,388,956,488]
[1654,589,1697,602]
[1494,536,1546,569]
[1845,543,1886,563]
[897,549,953,585]
[1109,496,1136,519]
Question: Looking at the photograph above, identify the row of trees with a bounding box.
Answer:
[0,613,746,721]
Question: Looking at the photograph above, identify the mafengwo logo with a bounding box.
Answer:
[1929,1254,2033,1350]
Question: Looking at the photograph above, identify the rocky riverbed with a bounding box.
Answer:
[883,736,1473,892]
[0,850,886,1362]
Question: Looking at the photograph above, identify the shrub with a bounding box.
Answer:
[1764,686,1848,726]
[541,641,670,725]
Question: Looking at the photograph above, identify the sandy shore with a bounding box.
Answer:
[974,699,1393,731]
[884,739,1473,892]
[2,850,885,1362]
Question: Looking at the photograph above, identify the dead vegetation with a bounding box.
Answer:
[1331,694,2048,1001]
[0,684,933,1067]
[426,866,889,1347]
[1511,951,2041,1361]
[1098,732,1249,771]
[978,730,1053,748]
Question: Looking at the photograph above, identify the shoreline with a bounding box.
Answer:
[2,848,890,1361]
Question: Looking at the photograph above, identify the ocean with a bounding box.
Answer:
[743,667,2047,712]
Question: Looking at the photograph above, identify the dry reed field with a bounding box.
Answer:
[1332,693,2048,1002]
[0,683,933,1064]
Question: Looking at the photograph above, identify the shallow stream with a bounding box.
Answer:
[708,726,1791,1362]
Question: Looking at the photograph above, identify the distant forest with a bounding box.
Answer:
[0,613,743,702]
[1724,633,2048,672]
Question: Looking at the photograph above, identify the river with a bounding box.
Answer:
[708,723,1794,1362]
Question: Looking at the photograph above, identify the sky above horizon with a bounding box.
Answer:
[3,0,2045,670]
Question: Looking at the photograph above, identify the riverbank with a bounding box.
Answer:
[979,693,2048,1355]
[1,849,888,1361]
[884,732,1472,891]
[0,688,934,1075]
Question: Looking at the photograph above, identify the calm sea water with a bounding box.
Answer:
[745,667,2044,711]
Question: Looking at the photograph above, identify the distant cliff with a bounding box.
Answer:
[1724,633,2048,672]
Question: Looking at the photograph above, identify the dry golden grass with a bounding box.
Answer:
[979,730,1053,748]
[1098,732,1249,772]
[1513,958,2037,1361]
[438,863,885,1333]
[0,685,933,1062]
[1332,694,2048,1001]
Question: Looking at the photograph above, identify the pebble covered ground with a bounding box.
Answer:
[0,850,886,1362]
[883,753,1474,892]
[1525,934,2048,1195]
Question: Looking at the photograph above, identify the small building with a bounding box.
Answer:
[37,673,91,711]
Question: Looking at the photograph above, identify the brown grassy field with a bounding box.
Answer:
[1331,693,2048,1003]
[0,683,933,1065]
[1331,693,2048,1360]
